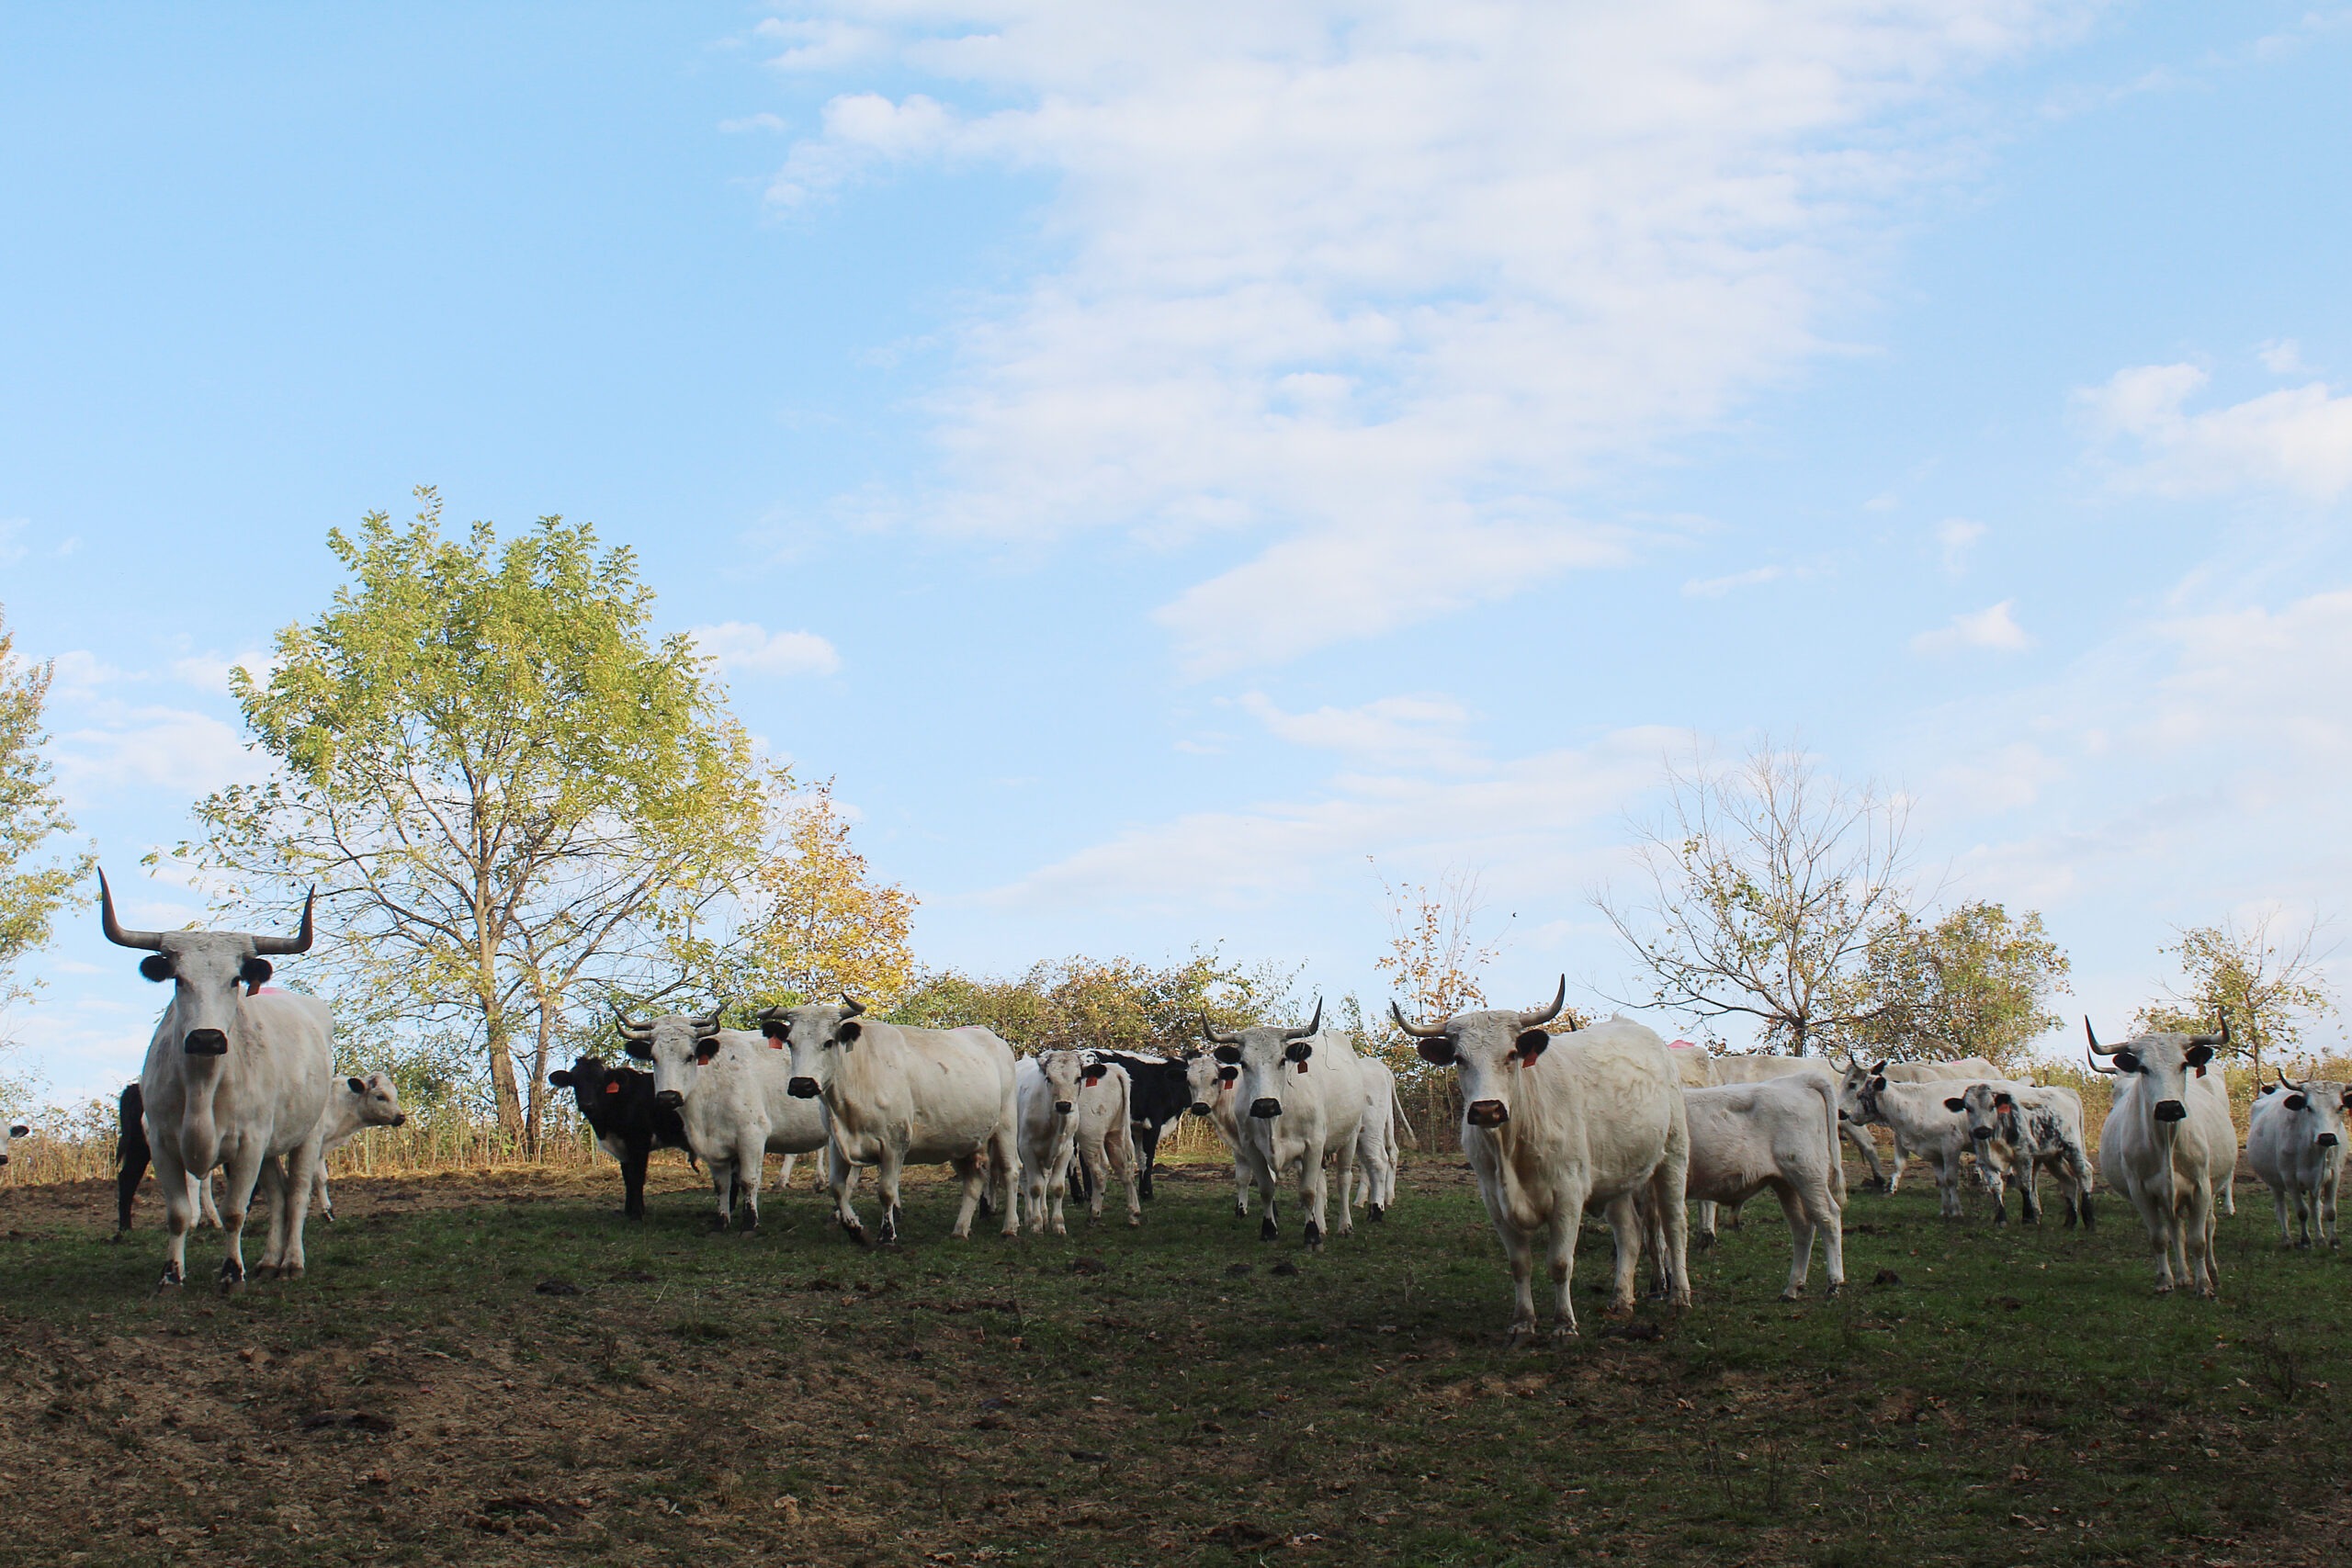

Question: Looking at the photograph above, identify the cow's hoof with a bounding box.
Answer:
[709,1215,730,1233]
[1126,1215,1141,1228]
[1234,1204,1249,1219]
[1601,1303,1634,1323]
[218,1258,244,1285]
[277,1261,304,1280]
[1260,1216,1278,1243]
[1303,1223,1323,1250]
[156,1267,183,1290]
[320,1211,336,1224]
[1780,1287,1805,1302]
[1692,1231,1716,1252]
[1366,1204,1384,1224]
[1503,1324,1539,1348]
[111,1231,128,1246]
[1550,1321,1579,1341]
[1825,1281,1844,1299]
[842,1220,871,1247]
[1050,1224,1067,1238]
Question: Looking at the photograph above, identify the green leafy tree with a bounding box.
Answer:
[2135,912,2335,1078]
[0,604,95,1088]
[891,953,1291,1056]
[1597,741,1912,1055]
[1830,901,2071,1073]
[179,491,766,1147]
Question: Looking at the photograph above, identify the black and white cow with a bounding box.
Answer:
[548,1055,701,1219]
[1093,1051,1194,1201]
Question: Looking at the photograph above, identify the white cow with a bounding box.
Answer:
[2087,1019,2237,1296]
[1942,1082,2093,1227]
[1350,1055,1416,1219]
[1825,1055,2002,1189]
[2246,1071,2349,1249]
[626,1005,834,1231]
[302,1073,408,1222]
[1183,1051,1251,1217]
[1670,1075,1846,1300]
[767,996,1020,1244]
[1,1122,25,1166]
[1394,985,1690,1342]
[102,872,334,1287]
[1690,1056,1843,1228]
[1843,1069,2030,1219]
[1207,1002,1371,1249]
[1016,1051,1140,1233]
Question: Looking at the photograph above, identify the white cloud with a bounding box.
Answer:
[1934,517,1986,575]
[171,650,270,695]
[1238,691,1477,772]
[987,725,1679,912]
[1912,599,2032,655]
[756,16,887,74]
[2079,361,2352,502]
[49,706,262,805]
[45,650,131,697]
[693,621,842,679]
[719,111,790,134]
[2258,338,2309,376]
[764,2,2091,671]
[1683,564,1787,599]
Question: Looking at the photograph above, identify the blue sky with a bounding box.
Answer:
[5,3,2350,1106]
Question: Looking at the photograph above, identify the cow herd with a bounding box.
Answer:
[95,876,2347,1338]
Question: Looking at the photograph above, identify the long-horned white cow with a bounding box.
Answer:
[1671,1075,1846,1300]
[2087,1018,2237,1296]
[1943,1082,2093,1227]
[1183,1052,1251,1217]
[103,871,334,1287]
[766,996,1020,1244]
[2245,1070,2349,1249]
[1206,1001,1370,1249]
[623,1005,833,1231]
[1394,984,1690,1342]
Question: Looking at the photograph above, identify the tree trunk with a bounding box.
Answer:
[485,1004,524,1143]
[523,1000,557,1158]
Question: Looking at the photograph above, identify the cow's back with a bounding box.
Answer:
[1547,1020,1684,1195]
[1885,1056,1999,1083]
[1706,1055,1831,1087]
[889,1024,1015,1161]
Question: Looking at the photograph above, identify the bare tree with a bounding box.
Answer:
[1596,741,1912,1056]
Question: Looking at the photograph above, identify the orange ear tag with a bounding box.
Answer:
[1296,1061,1308,1075]
[770,1039,785,1049]
[604,1082,619,1095]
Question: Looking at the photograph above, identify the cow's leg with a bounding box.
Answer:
[215,1140,269,1287]
[1693,1200,1717,1249]
[198,1171,221,1229]
[1840,1121,1888,1190]
[116,1136,151,1236]
[1332,1134,1357,1239]
[707,1157,736,1231]
[2220,1168,2237,1218]
[1504,1214,1542,1343]
[1937,1153,1963,1218]
[1985,1167,2008,1225]
[2274,1183,2297,1246]
[1768,1182,1815,1299]
[621,1145,650,1220]
[775,1152,797,1193]
[2188,1182,2219,1298]
[273,1142,322,1277]
[151,1139,195,1287]
[1254,1153,1281,1242]
[872,1146,908,1244]
[949,1150,989,1238]
[736,1141,765,1231]
[1133,1120,1159,1201]
[2017,1162,2042,1225]
[828,1141,869,1245]
[2323,1170,2340,1248]
[1108,1122,1142,1227]
[1082,1135,1109,1224]
[991,1119,1021,1237]
[1656,1149,1692,1310]
[1231,1153,1251,1218]
[312,1161,334,1223]
[1298,1138,1331,1250]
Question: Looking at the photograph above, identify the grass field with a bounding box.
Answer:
[3,1151,2349,1567]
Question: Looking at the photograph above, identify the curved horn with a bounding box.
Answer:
[691,1001,726,1034]
[96,869,165,951]
[839,993,866,1021]
[1200,1015,1242,1048]
[1519,976,1567,1030]
[2084,1017,2115,1056]
[610,1001,654,1042]
[1390,1000,1448,1040]
[1283,998,1324,1041]
[2084,1047,2116,1077]
[250,886,316,955]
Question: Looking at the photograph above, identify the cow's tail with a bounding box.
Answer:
[1813,1074,1847,1206]
[1390,1082,1419,1150]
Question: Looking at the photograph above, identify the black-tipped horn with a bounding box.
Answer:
[611,1001,654,1042]
[2084,1017,2114,1056]
[1390,1000,1449,1040]
[2084,1047,2116,1077]
[1201,1015,1242,1048]
[1283,998,1324,1041]
[1519,976,1567,1030]
[96,870,165,952]
[839,993,866,1021]
[250,886,316,955]
[691,1002,725,1035]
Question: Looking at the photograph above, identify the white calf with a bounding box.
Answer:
[2247,1073,2349,1249]
[1671,1076,1846,1300]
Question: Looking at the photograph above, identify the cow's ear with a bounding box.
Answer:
[1870,1060,1888,1075]
[761,1021,787,1041]
[1283,1040,1314,1064]
[2111,1047,2142,1073]
[139,953,173,983]
[1870,1076,1886,1092]
[622,1036,653,1061]
[1943,1098,1966,1113]
[694,1038,720,1065]
[548,1070,574,1087]
[240,956,274,990]
[1415,1037,1456,1066]
[347,1076,366,1094]
[1993,1092,2013,1109]
[1217,1066,1238,1082]
[1213,1043,1241,1065]
[2286,1093,2309,1111]
[835,1021,863,1046]
[2339,1089,2352,1111]
[1514,1030,1549,1062]
[2185,1043,2215,1070]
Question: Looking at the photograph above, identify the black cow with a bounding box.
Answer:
[1094,1052,1195,1201]
[548,1055,699,1219]
[115,1081,158,1234]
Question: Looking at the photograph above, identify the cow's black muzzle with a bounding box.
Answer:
[655,1089,684,1109]
[1972,1126,1993,1140]
[1250,1098,1282,1120]
[1465,1100,1509,1129]
[2153,1100,2188,1122]
[787,1077,820,1100]
[183,1029,228,1056]
[1054,1100,1073,1115]
[1189,1102,1211,1116]
[2321,1134,2341,1148]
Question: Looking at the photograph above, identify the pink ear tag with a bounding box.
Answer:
[1296,1061,1308,1075]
